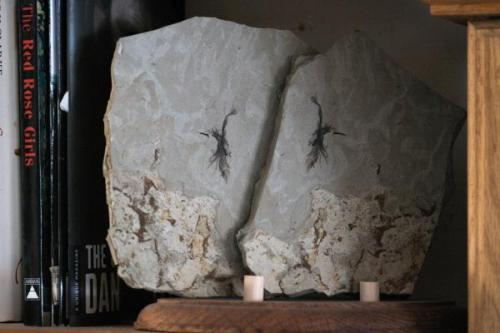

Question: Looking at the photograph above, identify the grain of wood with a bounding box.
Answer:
[422,0,500,21]
[135,299,465,333]
[468,20,500,333]
[431,3,500,17]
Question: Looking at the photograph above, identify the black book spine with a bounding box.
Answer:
[66,0,184,325]
[17,0,41,325]
[66,1,120,325]
[17,0,51,326]
[48,0,66,325]
[35,0,52,325]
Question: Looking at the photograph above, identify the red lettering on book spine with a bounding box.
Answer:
[20,3,37,168]
[23,126,36,167]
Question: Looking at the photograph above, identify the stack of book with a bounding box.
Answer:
[0,0,184,326]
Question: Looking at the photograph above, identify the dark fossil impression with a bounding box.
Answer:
[306,96,345,170]
[201,109,238,181]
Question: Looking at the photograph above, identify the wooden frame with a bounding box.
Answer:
[467,19,500,333]
[425,1,500,332]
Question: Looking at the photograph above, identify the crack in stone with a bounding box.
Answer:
[128,204,152,242]
[143,177,157,196]
[374,193,385,211]
[373,223,394,248]
[153,239,163,288]
[354,249,366,269]
[189,215,212,260]
[312,207,327,247]
[113,186,133,202]
[417,203,436,217]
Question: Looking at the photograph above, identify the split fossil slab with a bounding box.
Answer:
[104,18,465,297]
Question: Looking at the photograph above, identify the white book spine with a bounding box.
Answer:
[0,0,21,322]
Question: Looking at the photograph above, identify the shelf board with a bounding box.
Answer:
[423,0,500,21]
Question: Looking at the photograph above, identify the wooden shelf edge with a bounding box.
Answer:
[422,1,500,22]
[431,3,500,18]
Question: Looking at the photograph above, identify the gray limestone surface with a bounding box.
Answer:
[238,32,465,296]
[104,17,311,296]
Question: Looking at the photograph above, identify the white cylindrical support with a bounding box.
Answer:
[360,281,380,302]
[243,275,264,302]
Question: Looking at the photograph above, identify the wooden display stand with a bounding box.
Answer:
[135,299,465,333]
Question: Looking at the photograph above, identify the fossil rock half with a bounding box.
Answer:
[104,17,311,296]
[238,32,465,296]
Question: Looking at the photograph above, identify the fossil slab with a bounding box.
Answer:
[238,32,465,296]
[104,17,311,296]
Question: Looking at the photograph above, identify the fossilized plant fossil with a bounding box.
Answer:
[306,96,345,170]
[201,109,238,181]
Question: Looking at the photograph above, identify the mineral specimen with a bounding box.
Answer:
[104,17,311,296]
[238,32,465,296]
